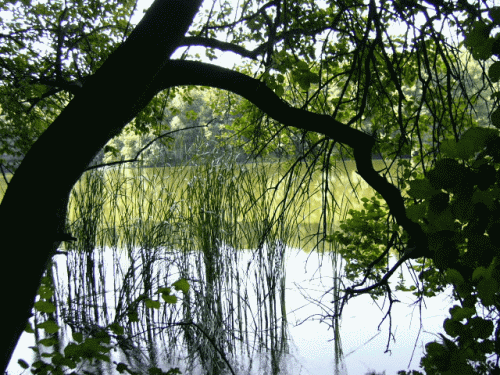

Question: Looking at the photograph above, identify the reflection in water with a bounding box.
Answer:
[16,245,346,375]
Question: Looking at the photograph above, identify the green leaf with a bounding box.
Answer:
[472,266,487,282]
[449,305,476,321]
[477,277,499,306]
[34,300,56,314]
[440,139,459,158]
[172,278,190,294]
[145,299,161,309]
[72,331,83,343]
[37,320,60,334]
[39,337,57,347]
[407,178,439,199]
[489,61,500,82]
[127,311,139,322]
[470,317,494,339]
[492,107,500,128]
[116,363,129,374]
[443,318,464,338]
[161,294,177,304]
[465,21,490,48]
[38,285,54,300]
[25,322,34,333]
[427,159,467,189]
[457,127,499,158]
[489,7,500,24]
[109,323,124,335]
[445,269,465,286]
[17,359,29,369]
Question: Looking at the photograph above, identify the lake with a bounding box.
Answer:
[7,245,450,375]
[4,159,448,374]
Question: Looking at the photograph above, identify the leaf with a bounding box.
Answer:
[489,7,500,23]
[465,21,490,48]
[116,363,129,374]
[473,266,487,282]
[492,107,500,128]
[444,318,464,337]
[34,300,56,314]
[17,359,29,369]
[37,320,60,334]
[72,331,83,343]
[470,317,494,339]
[449,305,476,321]
[109,323,124,335]
[440,139,459,158]
[162,294,177,304]
[127,311,139,322]
[38,285,54,300]
[477,277,499,306]
[489,61,500,82]
[445,269,465,286]
[39,337,57,347]
[427,159,467,189]
[407,178,439,199]
[172,278,190,294]
[457,127,499,158]
[25,322,34,333]
[145,299,161,309]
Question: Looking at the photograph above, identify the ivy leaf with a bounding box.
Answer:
[39,337,57,347]
[443,318,464,338]
[25,322,34,333]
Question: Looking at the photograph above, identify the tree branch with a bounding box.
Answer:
[155,59,429,256]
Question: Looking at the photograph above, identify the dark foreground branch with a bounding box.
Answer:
[154,59,429,256]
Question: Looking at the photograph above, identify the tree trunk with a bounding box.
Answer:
[0,0,202,371]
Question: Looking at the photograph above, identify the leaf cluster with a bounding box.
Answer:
[20,275,189,374]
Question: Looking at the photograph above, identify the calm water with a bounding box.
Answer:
[7,245,449,375]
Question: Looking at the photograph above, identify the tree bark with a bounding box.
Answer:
[0,0,429,372]
[0,0,202,371]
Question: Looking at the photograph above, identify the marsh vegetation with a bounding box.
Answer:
[4,149,412,375]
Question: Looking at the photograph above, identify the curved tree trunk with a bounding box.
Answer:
[0,0,202,371]
[0,0,428,371]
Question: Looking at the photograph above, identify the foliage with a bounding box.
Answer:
[5,0,500,373]
[0,0,139,171]
[21,270,189,375]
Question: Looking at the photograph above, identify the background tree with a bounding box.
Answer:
[0,0,498,373]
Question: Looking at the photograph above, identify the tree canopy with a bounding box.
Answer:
[1,0,500,373]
